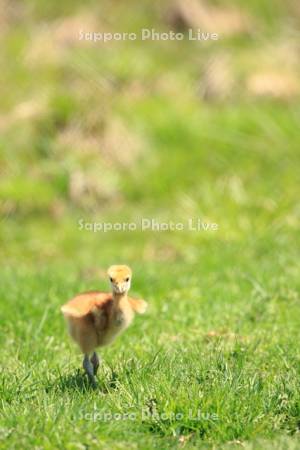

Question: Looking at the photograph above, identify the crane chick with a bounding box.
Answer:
[61,265,147,385]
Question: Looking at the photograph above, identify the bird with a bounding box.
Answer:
[61,265,147,385]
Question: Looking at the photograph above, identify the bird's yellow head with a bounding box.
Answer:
[107,265,132,294]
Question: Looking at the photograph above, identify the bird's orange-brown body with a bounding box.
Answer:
[61,265,147,383]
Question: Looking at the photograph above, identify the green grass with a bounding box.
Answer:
[0,255,300,449]
[1,0,300,448]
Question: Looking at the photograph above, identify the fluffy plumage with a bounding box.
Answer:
[61,265,147,384]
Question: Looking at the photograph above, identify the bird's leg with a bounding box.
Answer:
[90,352,100,376]
[83,354,96,385]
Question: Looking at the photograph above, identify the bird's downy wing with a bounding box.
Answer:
[128,297,148,314]
[61,291,113,318]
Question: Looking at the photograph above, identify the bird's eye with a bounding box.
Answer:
[125,277,130,282]
[110,277,114,282]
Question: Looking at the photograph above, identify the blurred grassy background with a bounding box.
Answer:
[1,0,300,270]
